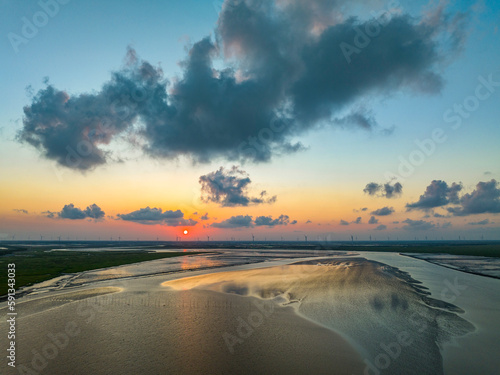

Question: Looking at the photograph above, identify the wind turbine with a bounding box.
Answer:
[207,236,210,241]
[304,235,308,242]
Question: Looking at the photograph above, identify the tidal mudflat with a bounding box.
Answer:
[1,250,499,375]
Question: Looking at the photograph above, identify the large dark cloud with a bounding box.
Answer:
[255,215,290,227]
[407,180,462,210]
[18,0,467,170]
[118,207,196,226]
[212,215,254,228]
[448,180,500,216]
[200,166,276,207]
[364,181,403,199]
[56,203,105,220]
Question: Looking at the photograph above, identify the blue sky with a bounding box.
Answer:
[1,0,500,241]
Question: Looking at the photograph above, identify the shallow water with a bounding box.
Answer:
[1,249,499,374]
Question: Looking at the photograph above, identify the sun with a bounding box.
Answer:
[183,230,188,235]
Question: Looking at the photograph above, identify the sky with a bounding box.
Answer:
[1,0,500,241]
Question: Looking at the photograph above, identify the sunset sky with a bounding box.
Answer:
[1,0,499,241]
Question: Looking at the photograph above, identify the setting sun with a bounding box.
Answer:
[183,230,188,235]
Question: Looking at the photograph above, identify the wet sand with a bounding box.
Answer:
[165,257,475,375]
[1,285,363,374]
[1,253,497,374]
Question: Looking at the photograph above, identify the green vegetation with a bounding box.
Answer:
[0,248,202,296]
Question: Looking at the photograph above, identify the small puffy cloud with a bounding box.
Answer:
[118,207,196,226]
[200,166,276,207]
[433,212,447,218]
[468,219,491,226]
[352,217,362,224]
[200,213,210,221]
[371,207,395,216]
[375,224,387,231]
[43,210,56,219]
[13,209,28,214]
[255,215,290,227]
[368,216,379,224]
[448,180,500,216]
[291,220,298,225]
[56,203,105,220]
[85,204,106,219]
[364,182,403,199]
[306,220,312,224]
[402,219,435,231]
[212,215,253,228]
[59,204,87,220]
[333,108,378,130]
[340,219,350,226]
[407,180,462,210]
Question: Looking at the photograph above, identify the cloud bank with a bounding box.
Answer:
[212,214,292,228]
[52,203,105,220]
[118,207,197,226]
